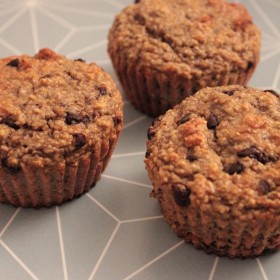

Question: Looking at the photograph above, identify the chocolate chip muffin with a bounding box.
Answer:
[145,85,280,257]
[108,0,261,117]
[0,48,123,208]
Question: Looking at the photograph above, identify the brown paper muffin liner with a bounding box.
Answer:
[0,136,118,208]
[157,189,280,258]
[112,56,257,117]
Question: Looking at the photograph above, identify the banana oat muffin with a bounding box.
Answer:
[108,0,261,117]
[0,48,123,208]
[145,85,280,257]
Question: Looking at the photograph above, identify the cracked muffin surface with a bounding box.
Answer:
[145,85,280,257]
[0,48,123,207]
[108,0,261,116]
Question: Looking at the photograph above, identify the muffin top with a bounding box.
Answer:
[0,48,123,168]
[108,0,260,79]
[145,86,280,215]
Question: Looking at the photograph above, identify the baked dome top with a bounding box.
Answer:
[0,49,123,168]
[109,0,261,79]
[145,86,280,215]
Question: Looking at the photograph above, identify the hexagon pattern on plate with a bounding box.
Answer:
[0,0,280,279]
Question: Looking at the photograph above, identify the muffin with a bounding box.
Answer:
[145,85,280,258]
[108,0,261,117]
[0,48,123,208]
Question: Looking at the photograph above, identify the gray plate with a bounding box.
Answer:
[0,0,280,279]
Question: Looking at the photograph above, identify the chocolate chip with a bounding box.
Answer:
[74,58,85,62]
[66,112,90,125]
[134,13,145,24]
[98,86,108,96]
[226,162,245,175]
[258,180,271,195]
[186,149,197,162]
[113,116,122,126]
[66,113,80,125]
[145,150,151,158]
[73,133,86,149]
[207,113,219,129]
[147,127,156,140]
[1,158,20,174]
[187,154,198,162]
[6,58,20,68]
[177,114,190,125]
[238,146,260,158]
[247,62,254,71]
[258,154,273,164]
[223,90,235,96]
[264,89,279,98]
[172,185,191,207]
[135,0,141,3]
[146,27,156,37]
[0,118,20,130]
[238,146,274,164]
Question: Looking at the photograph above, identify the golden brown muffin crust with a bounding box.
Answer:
[0,49,123,168]
[109,0,261,79]
[145,86,280,257]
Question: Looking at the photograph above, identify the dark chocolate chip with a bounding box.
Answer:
[187,154,198,162]
[146,27,156,37]
[0,118,20,130]
[223,90,235,96]
[256,152,272,164]
[238,146,274,164]
[172,185,191,207]
[264,89,279,98]
[145,150,151,158]
[113,116,122,126]
[187,149,197,162]
[6,58,20,68]
[207,113,219,129]
[247,62,254,71]
[147,127,156,140]
[177,114,190,125]
[66,112,89,125]
[74,58,85,62]
[134,13,145,25]
[73,133,86,149]
[226,162,245,175]
[1,158,20,174]
[258,180,271,195]
[66,112,80,125]
[135,0,141,3]
[238,146,260,158]
[98,86,108,96]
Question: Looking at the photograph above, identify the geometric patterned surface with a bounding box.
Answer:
[0,0,280,279]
